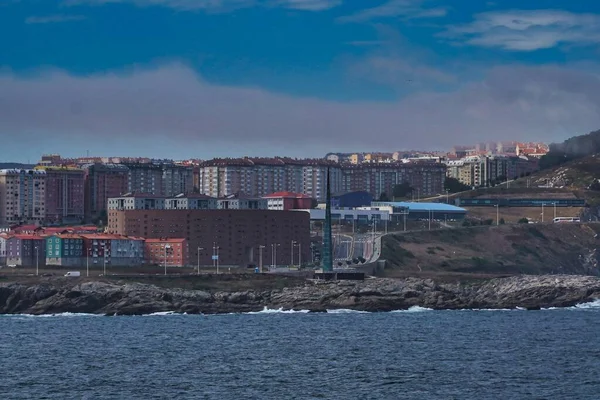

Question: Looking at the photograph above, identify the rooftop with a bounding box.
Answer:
[374,201,466,212]
[145,238,187,243]
[263,191,311,199]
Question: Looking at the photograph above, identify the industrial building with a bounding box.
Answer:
[371,201,467,220]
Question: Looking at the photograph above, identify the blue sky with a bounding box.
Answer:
[1,0,600,161]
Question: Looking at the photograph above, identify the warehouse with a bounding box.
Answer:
[371,201,467,221]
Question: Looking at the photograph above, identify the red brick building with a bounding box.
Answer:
[144,238,188,267]
[37,166,85,225]
[108,209,310,267]
[83,163,129,223]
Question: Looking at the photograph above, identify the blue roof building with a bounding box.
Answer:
[371,201,467,220]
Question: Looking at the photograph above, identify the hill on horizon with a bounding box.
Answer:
[540,128,600,169]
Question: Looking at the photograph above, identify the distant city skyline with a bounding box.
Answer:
[1,1,599,160]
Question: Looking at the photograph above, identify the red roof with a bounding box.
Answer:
[145,238,186,243]
[10,224,39,231]
[12,234,46,240]
[263,191,311,199]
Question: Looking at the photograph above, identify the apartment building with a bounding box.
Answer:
[36,166,85,225]
[45,233,84,267]
[122,162,164,195]
[2,234,46,267]
[162,164,194,196]
[0,169,46,227]
[445,155,539,187]
[198,158,340,202]
[80,234,145,267]
[340,163,445,199]
[82,163,129,222]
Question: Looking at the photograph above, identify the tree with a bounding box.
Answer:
[392,182,413,198]
[444,177,470,193]
[518,218,529,224]
[499,218,506,225]
[379,192,390,201]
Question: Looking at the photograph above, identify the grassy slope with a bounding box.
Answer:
[381,223,600,277]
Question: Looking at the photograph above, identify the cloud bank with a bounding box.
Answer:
[0,63,599,157]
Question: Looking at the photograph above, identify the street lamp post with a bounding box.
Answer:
[197,247,204,275]
[212,242,220,274]
[495,204,499,226]
[298,242,302,266]
[35,246,39,276]
[259,245,265,273]
[86,248,89,277]
[271,243,274,268]
[271,243,280,268]
[541,203,545,223]
[291,240,296,266]
[164,244,171,275]
[216,246,220,275]
[103,242,106,276]
[428,210,432,231]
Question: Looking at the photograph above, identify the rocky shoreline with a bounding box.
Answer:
[1,275,600,315]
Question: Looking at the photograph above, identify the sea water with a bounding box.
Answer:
[1,302,599,399]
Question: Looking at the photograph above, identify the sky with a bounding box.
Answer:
[1,0,600,161]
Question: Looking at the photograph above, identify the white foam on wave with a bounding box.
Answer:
[246,307,310,315]
[573,298,600,309]
[390,306,433,313]
[2,312,101,318]
[326,309,370,314]
[143,311,181,316]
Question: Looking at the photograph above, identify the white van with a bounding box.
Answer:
[64,271,81,277]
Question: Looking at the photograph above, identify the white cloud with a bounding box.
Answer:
[25,14,87,24]
[273,0,341,11]
[446,9,600,51]
[62,0,341,12]
[338,0,447,23]
[1,63,598,157]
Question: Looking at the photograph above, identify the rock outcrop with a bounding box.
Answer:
[1,275,599,315]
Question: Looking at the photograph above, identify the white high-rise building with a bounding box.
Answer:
[0,169,47,226]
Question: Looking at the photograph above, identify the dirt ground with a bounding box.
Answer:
[465,206,584,223]
[381,222,600,276]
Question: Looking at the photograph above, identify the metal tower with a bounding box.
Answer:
[322,167,333,272]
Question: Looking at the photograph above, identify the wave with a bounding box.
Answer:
[390,306,433,313]
[543,298,600,310]
[245,307,310,315]
[574,299,600,309]
[326,309,370,314]
[143,311,185,316]
[1,312,101,318]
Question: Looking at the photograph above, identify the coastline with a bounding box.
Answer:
[1,274,600,316]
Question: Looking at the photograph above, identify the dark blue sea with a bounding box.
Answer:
[1,302,600,399]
